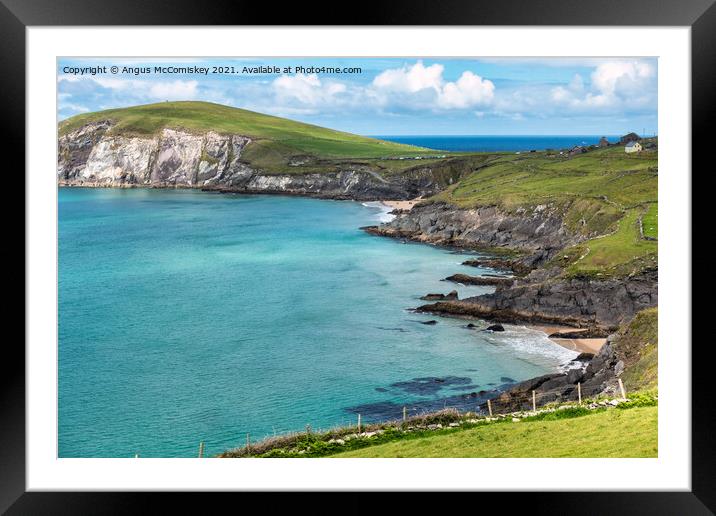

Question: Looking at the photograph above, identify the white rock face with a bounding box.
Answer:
[152,129,204,185]
[57,121,440,200]
[81,136,156,184]
[59,125,252,187]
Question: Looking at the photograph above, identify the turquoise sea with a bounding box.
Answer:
[58,188,577,457]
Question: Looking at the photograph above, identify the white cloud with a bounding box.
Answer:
[148,80,198,100]
[372,61,495,110]
[549,60,656,113]
[373,61,444,93]
[437,71,495,109]
[92,77,132,90]
[591,61,654,96]
[272,73,347,106]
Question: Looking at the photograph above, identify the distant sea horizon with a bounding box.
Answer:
[371,135,626,153]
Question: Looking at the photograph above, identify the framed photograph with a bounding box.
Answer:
[8,0,714,511]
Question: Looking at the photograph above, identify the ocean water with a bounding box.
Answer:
[373,135,620,152]
[58,188,577,457]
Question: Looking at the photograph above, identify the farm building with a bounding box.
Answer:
[625,141,642,153]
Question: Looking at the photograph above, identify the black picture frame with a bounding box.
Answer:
[5,0,713,512]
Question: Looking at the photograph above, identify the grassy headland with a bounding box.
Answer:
[59,101,435,159]
[429,143,658,277]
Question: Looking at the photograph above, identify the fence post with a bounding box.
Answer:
[198,441,204,458]
[487,399,493,417]
[358,414,362,433]
[618,378,627,400]
[403,406,407,422]
[532,390,537,412]
[577,382,582,405]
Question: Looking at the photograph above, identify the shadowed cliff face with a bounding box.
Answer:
[57,122,441,201]
[366,201,582,263]
[374,202,657,329]
[417,268,657,330]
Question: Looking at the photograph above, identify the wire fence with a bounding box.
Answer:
[167,378,630,458]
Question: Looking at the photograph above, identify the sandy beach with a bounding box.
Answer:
[383,197,422,211]
[528,324,607,354]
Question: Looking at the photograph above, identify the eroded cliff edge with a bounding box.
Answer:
[365,201,657,330]
[58,122,442,201]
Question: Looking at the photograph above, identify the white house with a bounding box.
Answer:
[625,141,642,153]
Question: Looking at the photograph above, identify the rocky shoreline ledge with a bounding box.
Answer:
[362,198,657,408]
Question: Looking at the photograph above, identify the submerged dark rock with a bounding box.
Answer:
[419,320,438,325]
[389,376,473,396]
[485,324,505,332]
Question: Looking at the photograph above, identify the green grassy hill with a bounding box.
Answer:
[59,101,435,159]
[330,405,657,458]
[429,143,658,277]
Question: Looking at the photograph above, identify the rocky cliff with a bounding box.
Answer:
[58,122,441,201]
[418,267,657,330]
[364,201,584,269]
[370,200,657,329]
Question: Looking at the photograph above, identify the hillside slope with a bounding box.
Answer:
[58,102,482,199]
[59,101,431,159]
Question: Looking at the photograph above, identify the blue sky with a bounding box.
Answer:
[58,57,658,136]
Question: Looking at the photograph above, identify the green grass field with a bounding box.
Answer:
[59,101,436,159]
[432,145,657,210]
[554,207,658,277]
[642,203,658,239]
[329,405,657,458]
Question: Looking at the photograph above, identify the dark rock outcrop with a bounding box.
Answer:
[420,290,458,301]
[462,258,530,276]
[548,328,611,339]
[488,341,621,412]
[485,324,505,332]
[444,274,513,287]
[419,267,657,329]
[364,202,581,263]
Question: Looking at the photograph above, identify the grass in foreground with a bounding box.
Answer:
[58,101,436,159]
[330,405,657,458]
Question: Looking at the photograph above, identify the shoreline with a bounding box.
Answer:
[527,324,606,354]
